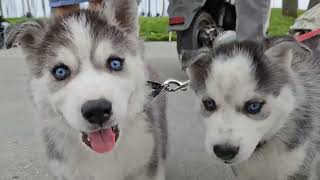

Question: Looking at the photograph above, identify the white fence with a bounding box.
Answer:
[0,0,310,18]
[0,0,169,18]
[1,0,51,17]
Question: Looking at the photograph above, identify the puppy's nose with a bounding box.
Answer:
[81,99,112,126]
[213,144,239,161]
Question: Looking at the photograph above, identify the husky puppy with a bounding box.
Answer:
[182,37,320,180]
[17,0,167,179]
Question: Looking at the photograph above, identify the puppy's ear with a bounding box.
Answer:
[100,0,138,36]
[17,20,48,55]
[181,48,211,71]
[181,48,212,92]
[264,36,312,68]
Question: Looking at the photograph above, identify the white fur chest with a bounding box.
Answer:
[233,142,307,180]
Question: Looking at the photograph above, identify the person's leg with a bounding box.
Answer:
[235,0,271,41]
[88,0,102,10]
[49,0,87,16]
[52,5,81,16]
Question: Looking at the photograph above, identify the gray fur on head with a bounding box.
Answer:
[100,0,139,36]
[181,36,312,94]
[181,48,212,93]
[17,0,139,55]
[181,47,211,71]
[263,36,312,66]
[16,20,48,55]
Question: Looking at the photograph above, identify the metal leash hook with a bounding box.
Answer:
[162,79,190,92]
[147,79,190,98]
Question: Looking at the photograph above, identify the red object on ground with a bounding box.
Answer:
[295,28,320,42]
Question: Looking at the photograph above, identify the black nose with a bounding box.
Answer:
[81,99,112,126]
[213,144,239,161]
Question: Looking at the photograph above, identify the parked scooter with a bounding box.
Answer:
[168,0,236,55]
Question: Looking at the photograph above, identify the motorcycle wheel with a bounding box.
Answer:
[176,11,216,55]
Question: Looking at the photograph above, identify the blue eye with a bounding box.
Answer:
[107,57,124,71]
[52,64,70,80]
[244,101,264,114]
[203,98,217,111]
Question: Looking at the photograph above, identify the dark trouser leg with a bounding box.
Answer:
[235,0,270,40]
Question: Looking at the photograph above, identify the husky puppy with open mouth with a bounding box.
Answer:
[182,37,320,180]
[17,0,167,179]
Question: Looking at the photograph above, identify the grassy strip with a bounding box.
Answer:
[268,9,303,36]
[139,16,176,41]
[6,17,31,24]
[6,9,302,41]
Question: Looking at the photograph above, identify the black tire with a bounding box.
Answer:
[176,11,216,55]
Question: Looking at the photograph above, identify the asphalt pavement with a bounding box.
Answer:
[0,42,234,180]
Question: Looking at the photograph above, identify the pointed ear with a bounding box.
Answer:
[181,48,212,92]
[100,0,138,35]
[181,48,211,71]
[264,37,312,68]
[16,20,48,55]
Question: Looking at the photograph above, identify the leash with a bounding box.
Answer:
[295,28,320,42]
[147,79,190,98]
[143,79,189,112]
[146,30,320,98]
[145,29,320,97]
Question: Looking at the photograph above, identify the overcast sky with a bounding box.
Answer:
[0,0,312,18]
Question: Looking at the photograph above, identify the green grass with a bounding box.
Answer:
[5,9,303,41]
[6,17,31,24]
[139,16,176,41]
[268,8,303,36]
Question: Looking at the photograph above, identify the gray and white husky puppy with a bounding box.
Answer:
[182,37,320,180]
[17,0,167,179]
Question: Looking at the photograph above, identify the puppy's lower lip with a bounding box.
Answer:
[111,125,120,141]
[82,132,91,148]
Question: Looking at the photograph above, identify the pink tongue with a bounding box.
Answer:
[88,128,116,153]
